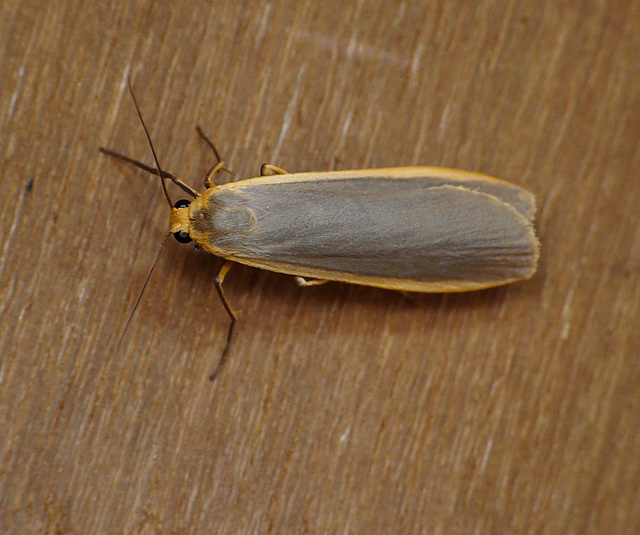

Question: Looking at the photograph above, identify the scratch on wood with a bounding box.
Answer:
[561,285,575,340]
[392,2,406,25]
[253,3,273,47]
[412,116,431,164]
[243,69,272,149]
[335,107,354,155]
[410,42,424,78]
[272,65,306,160]
[7,65,25,122]
[292,29,410,68]
[105,65,132,131]
[119,64,131,93]
[0,183,28,276]
[341,108,353,140]
[437,103,452,140]
[363,110,383,166]
[480,437,493,472]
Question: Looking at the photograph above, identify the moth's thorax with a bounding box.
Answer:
[169,206,190,235]
[169,191,216,236]
[167,190,226,253]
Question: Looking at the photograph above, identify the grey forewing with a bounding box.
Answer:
[264,171,535,220]
[200,178,537,283]
[391,173,535,220]
[449,178,535,221]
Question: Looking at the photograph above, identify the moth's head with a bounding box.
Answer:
[169,199,192,243]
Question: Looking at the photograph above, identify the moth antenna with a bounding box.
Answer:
[98,147,199,199]
[127,78,173,208]
[117,233,171,352]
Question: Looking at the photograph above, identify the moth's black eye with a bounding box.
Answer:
[173,200,191,242]
[174,231,192,243]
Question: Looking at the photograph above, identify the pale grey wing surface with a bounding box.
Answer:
[368,171,536,221]
[198,179,538,284]
[427,176,536,221]
[247,170,536,221]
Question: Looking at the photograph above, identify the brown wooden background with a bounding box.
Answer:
[1,1,639,533]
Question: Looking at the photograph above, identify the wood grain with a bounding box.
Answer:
[1,0,639,533]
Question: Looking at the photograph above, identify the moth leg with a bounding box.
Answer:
[295,276,328,287]
[203,161,226,188]
[196,125,236,187]
[99,147,199,198]
[210,260,237,380]
[260,163,288,176]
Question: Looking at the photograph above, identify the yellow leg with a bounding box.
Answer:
[211,260,237,380]
[260,163,288,176]
[295,276,328,287]
[203,161,226,188]
[196,126,236,187]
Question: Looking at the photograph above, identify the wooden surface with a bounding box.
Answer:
[1,1,639,533]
